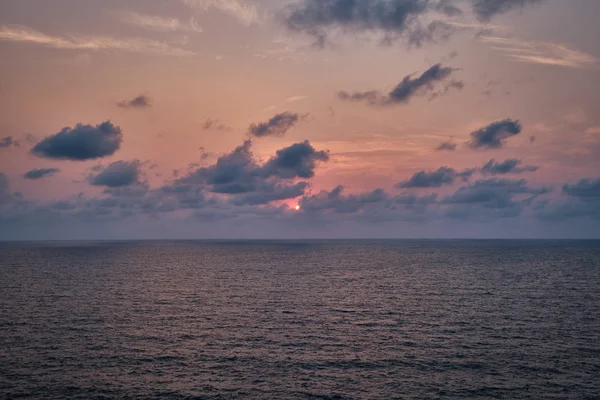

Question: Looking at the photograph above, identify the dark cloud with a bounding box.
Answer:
[436,0,463,16]
[0,173,10,204]
[23,168,60,180]
[535,177,600,221]
[300,185,387,214]
[117,94,151,109]
[31,121,123,161]
[231,182,309,206]
[338,64,458,106]
[179,140,255,191]
[436,140,457,151]
[0,136,20,148]
[104,184,149,198]
[562,178,600,200]
[443,178,546,205]
[441,178,549,218]
[177,140,328,203]
[389,64,456,101]
[283,0,456,47]
[202,119,232,132]
[89,160,142,188]
[472,0,545,21]
[248,112,302,137]
[466,119,522,149]
[397,167,474,188]
[262,140,330,179]
[537,201,600,221]
[296,186,439,225]
[389,192,438,214]
[481,159,538,175]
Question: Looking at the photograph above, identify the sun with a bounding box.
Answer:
[295,205,301,211]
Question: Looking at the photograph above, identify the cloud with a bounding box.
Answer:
[562,178,600,200]
[481,159,538,175]
[183,0,260,25]
[338,64,459,106]
[0,173,11,204]
[467,119,522,149]
[397,167,474,188]
[442,178,549,219]
[436,139,457,151]
[428,79,464,100]
[177,139,328,203]
[300,185,387,214]
[179,139,255,191]
[0,136,20,148]
[437,0,463,17]
[88,160,142,188]
[119,11,202,33]
[248,112,302,137]
[4,162,599,238]
[262,140,330,179]
[283,0,458,47]
[231,182,309,206]
[472,0,545,21]
[295,186,439,225]
[443,178,547,204]
[536,200,600,221]
[202,119,232,131]
[31,121,123,161]
[23,168,60,180]
[536,177,600,221]
[117,94,151,109]
[286,95,307,103]
[0,25,195,56]
[478,35,598,69]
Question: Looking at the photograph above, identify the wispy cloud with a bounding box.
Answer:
[445,21,507,32]
[286,95,307,103]
[119,11,203,33]
[183,0,260,26]
[479,35,598,68]
[0,25,195,56]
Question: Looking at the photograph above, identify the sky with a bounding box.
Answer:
[0,0,599,239]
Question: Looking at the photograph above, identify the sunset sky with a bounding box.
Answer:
[1,0,599,239]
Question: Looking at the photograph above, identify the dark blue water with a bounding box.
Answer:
[1,240,599,399]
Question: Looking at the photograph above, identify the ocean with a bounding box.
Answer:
[1,240,599,399]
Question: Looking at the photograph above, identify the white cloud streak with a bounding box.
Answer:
[119,11,203,33]
[183,0,260,25]
[0,25,195,56]
[286,96,307,103]
[479,35,598,69]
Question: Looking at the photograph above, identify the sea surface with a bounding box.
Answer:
[1,240,599,399]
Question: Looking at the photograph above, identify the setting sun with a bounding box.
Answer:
[295,205,301,211]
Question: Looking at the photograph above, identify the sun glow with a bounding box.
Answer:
[295,205,301,211]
